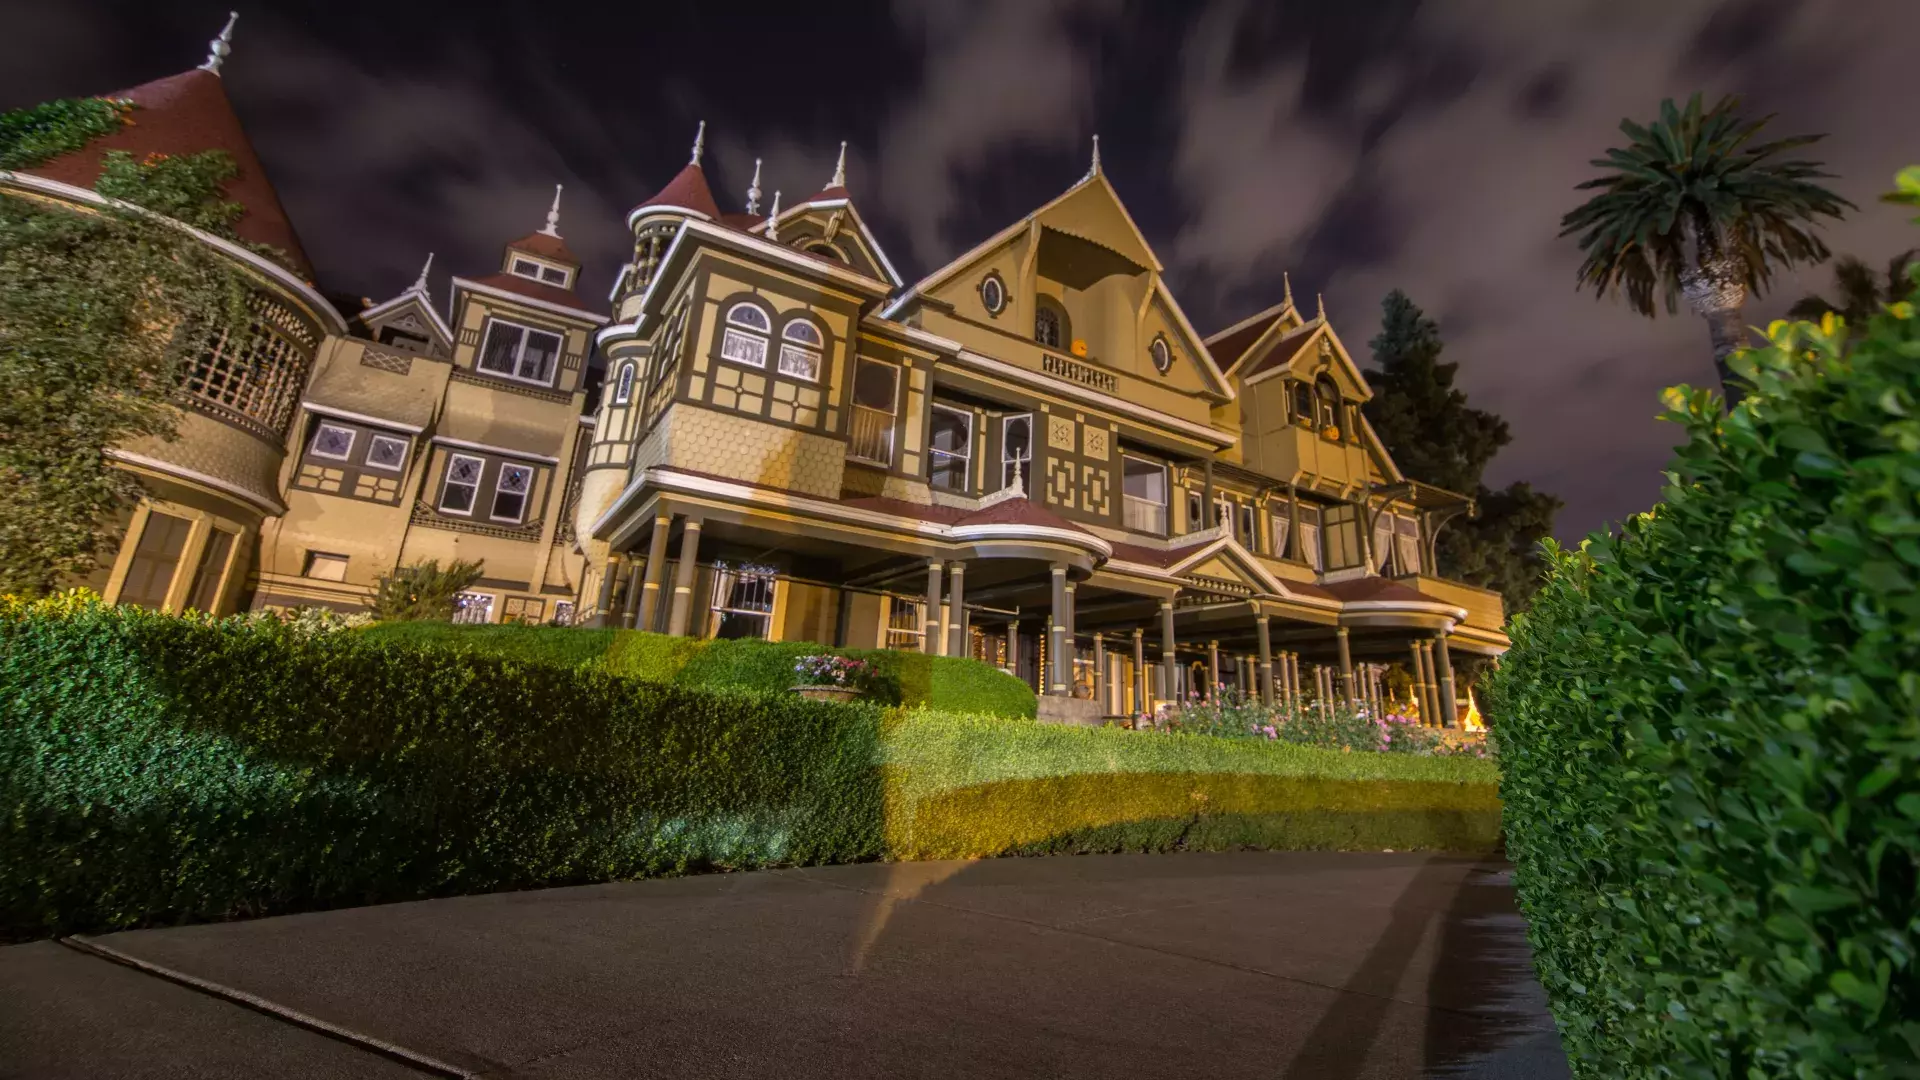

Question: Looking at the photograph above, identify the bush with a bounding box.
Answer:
[370,559,483,621]
[1484,293,1920,1075]
[1167,690,1454,755]
[1,595,886,939]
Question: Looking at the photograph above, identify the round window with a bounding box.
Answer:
[1149,336,1173,374]
[980,273,1007,316]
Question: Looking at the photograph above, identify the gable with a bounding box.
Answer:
[1034,174,1161,273]
[358,292,452,356]
[1242,321,1373,402]
[1166,536,1287,597]
[1138,286,1229,399]
[756,200,901,287]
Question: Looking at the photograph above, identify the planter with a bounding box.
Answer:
[792,685,861,704]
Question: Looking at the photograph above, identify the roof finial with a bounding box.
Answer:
[1282,271,1294,308]
[745,157,763,216]
[198,11,238,75]
[539,184,563,237]
[1316,292,1326,321]
[412,252,434,295]
[690,120,706,167]
[766,191,781,240]
[829,141,848,189]
[1086,133,1101,179]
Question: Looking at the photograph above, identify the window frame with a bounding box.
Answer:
[709,561,778,640]
[1120,454,1169,536]
[1186,490,1204,533]
[1239,503,1259,550]
[302,551,350,582]
[452,591,494,625]
[613,362,636,405]
[437,453,486,516]
[1000,413,1033,490]
[364,433,408,473]
[475,317,564,387]
[308,421,356,462]
[719,302,771,370]
[979,272,1007,317]
[927,404,973,493]
[1148,335,1172,374]
[848,358,900,466]
[489,462,536,524]
[776,318,824,382]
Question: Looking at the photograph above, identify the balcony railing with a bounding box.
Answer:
[849,405,895,465]
[1123,495,1167,536]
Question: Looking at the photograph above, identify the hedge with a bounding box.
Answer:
[359,621,1038,718]
[4,599,1501,940]
[1484,299,1920,1076]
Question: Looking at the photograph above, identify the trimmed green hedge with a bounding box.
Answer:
[358,622,1038,718]
[4,600,1500,940]
[1484,302,1920,1076]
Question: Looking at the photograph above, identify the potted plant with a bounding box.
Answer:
[792,654,870,703]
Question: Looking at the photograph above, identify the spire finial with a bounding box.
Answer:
[1316,292,1326,321]
[766,191,781,240]
[745,157,763,216]
[412,252,434,295]
[690,120,706,167]
[1282,271,1294,308]
[539,184,563,237]
[829,141,848,189]
[198,11,238,75]
[1086,134,1101,179]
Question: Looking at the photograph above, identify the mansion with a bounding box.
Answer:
[3,23,1507,724]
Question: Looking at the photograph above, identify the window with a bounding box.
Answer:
[491,463,534,523]
[1001,414,1032,490]
[186,528,235,612]
[378,325,429,352]
[710,561,776,639]
[849,359,899,465]
[804,242,845,264]
[777,320,823,381]
[1323,504,1360,570]
[1290,382,1313,424]
[1270,509,1293,560]
[452,592,494,624]
[510,258,541,280]
[118,511,192,609]
[1298,505,1323,571]
[885,595,924,650]
[1034,305,1061,349]
[1315,377,1340,430]
[502,596,546,624]
[552,600,577,626]
[1239,504,1259,549]
[477,319,562,385]
[309,422,355,461]
[1149,336,1173,374]
[613,363,635,405]
[1394,514,1422,575]
[720,303,770,368]
[928,405,972,492]
[1122,455,1167,535]
[1186,490,1203,533]
[438,453,485,515]
[539,266,568,286]
[979,273,1007,316]
[366,434,408,472]
[303,551,349,581]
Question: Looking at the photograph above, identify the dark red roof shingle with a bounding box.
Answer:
[506,230,580,267]
[464,273,606,318]
[632,163,723,221]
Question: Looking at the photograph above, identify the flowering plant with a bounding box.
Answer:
[793,654,871,689]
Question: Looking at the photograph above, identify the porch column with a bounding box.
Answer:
[1207,640,1220,700]
[1319,666,1333,720]
[1409,640,1429,724]
[1007,618,1022,680]
[1132,628,1147,714]
[1280,651,1295,712]
[1425,642,1444,726]
[925,560,945,658]
[621,560,644,629]
[1160,601,1177,706]
[1336,626,1355,709]
[1255,615,1274,705]
[1435,631,1459,728]
[1049,564,1068,694]
[664,517,702,637]
[592,556,620,628]
[1093,633,1107,713]
[636,512,674,631]
[947,562,967,658]
[1064,581,1078,695]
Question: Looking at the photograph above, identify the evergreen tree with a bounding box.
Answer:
[1362,290,1562,614]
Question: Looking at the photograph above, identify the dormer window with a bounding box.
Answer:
[777,319,823,381]
[1315,376,1340,431]
[509,256,572,288]
[720,303,771,368]
[1034,306,1062,349]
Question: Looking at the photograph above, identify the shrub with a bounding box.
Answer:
[370,559,484,621]
[1166,690,1455,756]
[1484,285,1920,1075]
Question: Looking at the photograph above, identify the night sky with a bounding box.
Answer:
[6,1,1919,543]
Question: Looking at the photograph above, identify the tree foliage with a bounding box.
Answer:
[370,559,486,621]
[1787,249,1917,334]
[0,97,131,171]
[1362,290,1561,614]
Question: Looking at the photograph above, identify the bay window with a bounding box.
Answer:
[720,303,770,368]
[476,318,562,385]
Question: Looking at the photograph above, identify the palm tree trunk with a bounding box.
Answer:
[1680,233,1751,408]
[1704,302,1749,409]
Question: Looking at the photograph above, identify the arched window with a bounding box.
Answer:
[1034,304,1062,349]
[777,319,823,381]
[613,362,635,405]
[1315,376,1340,430]
[720,302,770,368]
[804,242,845,264]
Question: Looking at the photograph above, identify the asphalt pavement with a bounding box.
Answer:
[1,852,1569,1079]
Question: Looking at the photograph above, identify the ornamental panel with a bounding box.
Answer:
[1048,415,1076,452]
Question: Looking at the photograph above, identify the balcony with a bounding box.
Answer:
[1123,495,1167,536]
[849,405,895,466]
[1395,573,1506,632]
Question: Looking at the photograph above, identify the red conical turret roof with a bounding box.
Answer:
[26,68,314,277]
[632,162,723,222]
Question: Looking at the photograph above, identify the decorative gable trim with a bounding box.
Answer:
[358,290,454,350]
[1164,536,1289,597]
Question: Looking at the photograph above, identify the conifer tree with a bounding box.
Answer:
[1362,290,1561,614]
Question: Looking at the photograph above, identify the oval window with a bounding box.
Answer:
[1149,336,1173,374]
[980,273,1006,316]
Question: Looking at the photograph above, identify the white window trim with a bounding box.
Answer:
[309,422,356,462]
[980,274,1006,315]
[1001,413,1033,489]
[476,317,565,387]
[849,359,900,467]
[509,254,572,288]
[1149,337,1171,374]
[725,302,772,333]
[928,404,973,492]
[489,463,535,524]
[365,434,409,473]
[439,453,486,516]
[452,591,495,625]
[776,342,821,381]
[613,362,635,405]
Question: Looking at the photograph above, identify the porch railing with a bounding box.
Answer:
[849,405,894,465]
[1123,495,1167,535]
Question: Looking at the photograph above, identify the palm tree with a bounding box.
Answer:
[1786,250,1917,332]
[1560,94,1851,406]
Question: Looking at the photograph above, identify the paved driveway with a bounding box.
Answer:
[1,852,1567,1079]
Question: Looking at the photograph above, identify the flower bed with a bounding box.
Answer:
[1151,690,1493,758]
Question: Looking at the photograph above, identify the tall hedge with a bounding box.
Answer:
[0,596,886,939]
[1484,299,1920,1076]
